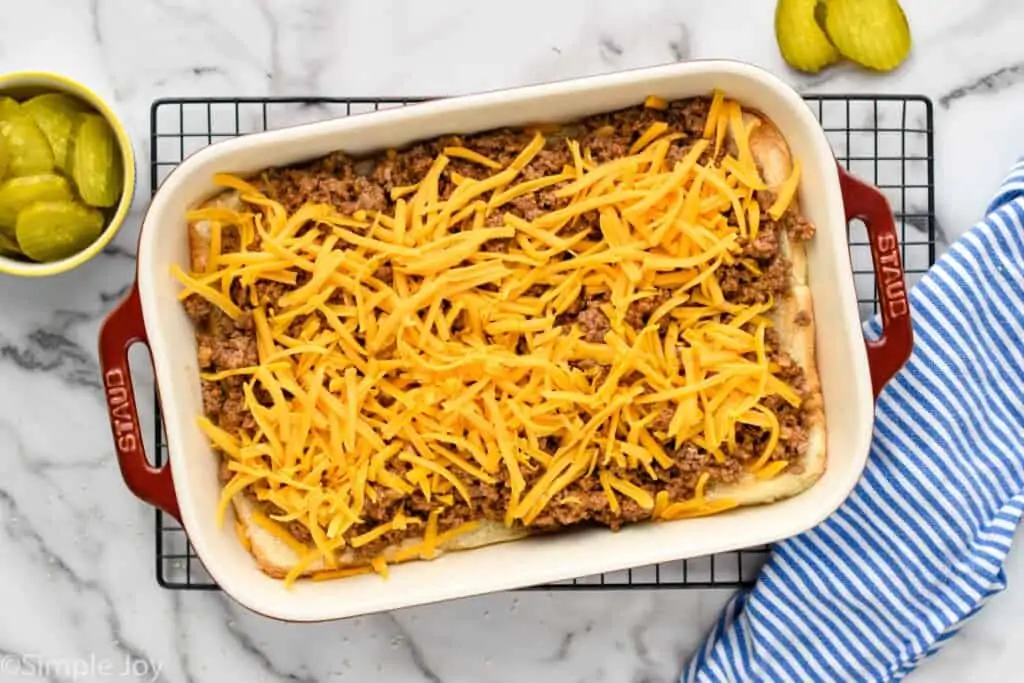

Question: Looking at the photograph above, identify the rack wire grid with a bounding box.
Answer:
[150,94,935,591]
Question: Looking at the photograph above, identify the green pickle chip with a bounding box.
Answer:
[72,114,122,208]
[822,0,911,71]
[775,0,841,73]
[0,174,75,235]
[15,200,104,262]
[0,98,56,177]
[0,97,20,122]
[0,134,8,180]
[22,93,85,116]
[23,94,84,173]
[0,230,21,257]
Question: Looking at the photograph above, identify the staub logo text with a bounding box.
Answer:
[875,232,908,318]
[104,368,138,454]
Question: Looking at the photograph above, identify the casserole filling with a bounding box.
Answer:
[176,93,818,580]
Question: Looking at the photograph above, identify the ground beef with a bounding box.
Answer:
[520,148,567,180]
[756,189,776,213]
[584,131,630,164]
[762,329,813,463]
[370,142,438,189]
[256,502,314,545]
[211,335,258,370]
[716,200,795,304]
[483,211,506,228]
[577,303,611,342]
[202,380,223,417]
[560,293,587,319]
[530,450,741,531]
[286,522,313,545]
[254,281,288,309]
[674,443,745,486]
[733,425,768,463]
[186,94,818,551]
[217,392,251,432]
[530,473,651,531]
[196,335,215,368]
[531,490,611,529]
[673,98,711,138]
[449,310,466,333]
[650,406,675,433]
[784,211,816,241]
[207,225,239,254]
[748,223,779,259]
[218,457,232,484]
[258,154,355,214]
[463,129,534,164]
[719,257,790,305]
[508,194,550,221]
[766,329,799,377]
[351,176,387,212]
[187,278,261,432]
[709,458,744,485]
[580,105,696,165]
[445,158,488,185]
[438,501,475,531]
[466,481,510,525]
[482,237,512,253]
[760,258,791,297]
[673,444,707,475]
[207,307,236,339]
[183,293,212,324]
[665,142,695,165]
[540,436,560,454]
[625,290,670,330]
[373,264,394,284]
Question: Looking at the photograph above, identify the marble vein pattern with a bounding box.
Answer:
[2,0,1024,681]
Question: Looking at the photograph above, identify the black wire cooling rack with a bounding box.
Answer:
[149,94,936,591]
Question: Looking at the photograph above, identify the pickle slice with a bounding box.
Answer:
[0,230,21,257]
[0,134,8,180]
[71,114,122,208]
[0,99,55,177]
[775,0,841,73]
[23,94,84,173]
[0,97,20,123]
[0,174,75,234]
[15,200,104,262]
[22,93,85,116]
[822,0,911,72]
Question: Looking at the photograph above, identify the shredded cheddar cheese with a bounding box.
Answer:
[175,93,808,582]
[644,95,669,111]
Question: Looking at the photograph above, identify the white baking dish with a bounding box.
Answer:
[99,60,912,621]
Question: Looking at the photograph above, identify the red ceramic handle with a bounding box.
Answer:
[837,165,913,398]
[98,283,182,523]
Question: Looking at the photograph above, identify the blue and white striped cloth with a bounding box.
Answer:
[684,160,1024,683]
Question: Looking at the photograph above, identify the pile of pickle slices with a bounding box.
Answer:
[0,93,123,263]
[776,0,912,74]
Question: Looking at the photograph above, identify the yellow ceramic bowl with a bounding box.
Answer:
[0,71,135,277]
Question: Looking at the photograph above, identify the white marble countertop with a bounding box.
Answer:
[2,1,1024,681]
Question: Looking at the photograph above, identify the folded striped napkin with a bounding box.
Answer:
[684,160,1024,683]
